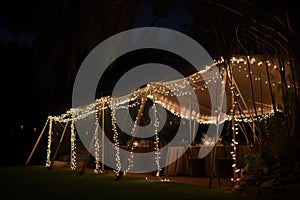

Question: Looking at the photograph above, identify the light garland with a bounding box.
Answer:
[152,103,161,177]
[70,109,77,170]
[48,56,287,126]
[228,62,240,184]
[93,112,101,174]
[45,117,52,167]
[124,125,135,174]
[234,112,276,123]
[230,56,291,88]
[110,100,122,176]
[124,96,147,174]
[230,117,240,183]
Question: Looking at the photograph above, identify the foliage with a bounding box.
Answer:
[204,0,300,158]
[264,112,300,161]
[244,152,276,175]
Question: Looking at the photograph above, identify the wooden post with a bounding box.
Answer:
[128,85,151,147]
[50,121,69,168]
[25,119,49,167]
[193,119,196,146]
[80,135,95,175]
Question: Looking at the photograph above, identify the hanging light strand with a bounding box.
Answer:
[152,103,161,177]
[45,117,52,167]
[110,100,122,176]
[93,111,101,174]
[70,109,77,170]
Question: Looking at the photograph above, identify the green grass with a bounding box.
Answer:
[0,166,282,200]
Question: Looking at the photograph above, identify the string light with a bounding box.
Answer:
[234,112,276,123]
[48,55,286,125]
[228,71,239,185]
[45,117,52,167]
[124,92,149,174]
[93,111,101,174]
[110,100,122,176]
[231,119,240,184]
[70,109,77,170]
[152,103,162,178]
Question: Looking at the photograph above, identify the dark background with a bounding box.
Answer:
[0,0,299,166]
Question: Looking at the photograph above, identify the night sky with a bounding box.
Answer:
[0,0,299,166]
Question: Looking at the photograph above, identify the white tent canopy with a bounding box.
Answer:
[49,55,287,125]
[103,55,286,125]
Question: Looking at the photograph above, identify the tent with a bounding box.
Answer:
[25,55,289,183]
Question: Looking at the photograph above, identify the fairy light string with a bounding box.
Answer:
[93,110,101,174]
[110,99,122,176]
[45,116,52,167]
[70,109,77,170]
[152,103,161,176]
[124,122,136,174]
[124,88,149,174]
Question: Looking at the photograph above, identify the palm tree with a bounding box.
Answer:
[188,0,300,157]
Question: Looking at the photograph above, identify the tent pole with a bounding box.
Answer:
[25,118,49,167]
[50,121,69,168]
[193,119,196,145]
[80,134,95,175]
[121,85,150,174]
[128,85,151,147]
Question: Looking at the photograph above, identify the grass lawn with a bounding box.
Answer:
[0,166,293,200]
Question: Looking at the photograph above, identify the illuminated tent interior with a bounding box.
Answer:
[25,55,290,181]
[151,55,285,124]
